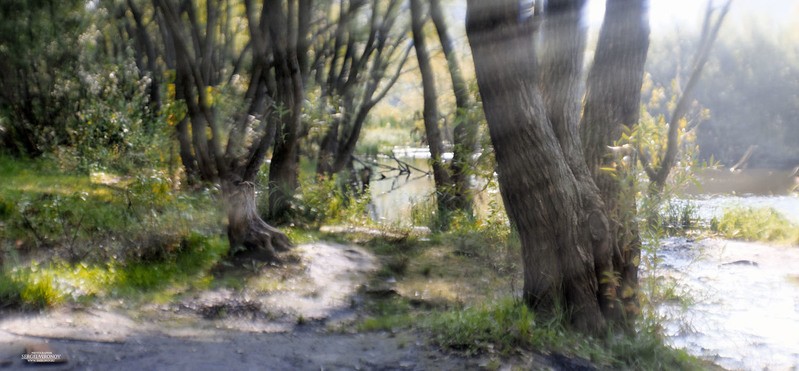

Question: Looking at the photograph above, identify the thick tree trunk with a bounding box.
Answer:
[580,0,650,325]
[466,0,606,334]
[539,0,616,324]
[411,0,455,218]
[226,181,292,262]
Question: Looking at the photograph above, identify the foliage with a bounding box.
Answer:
[290,174,374,227]
[656,199,700,234]
[409,195,438,228]
[711,207,799,245]
[424,298,556,356]
[635,85,707,190]
[0,0,86,156]
[357,297,415,332]
[65,56,168,174]
[0,2,170,173]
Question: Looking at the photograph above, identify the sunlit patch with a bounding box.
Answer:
[89,171,122,186]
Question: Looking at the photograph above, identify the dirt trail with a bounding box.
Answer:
[0,242,483,370]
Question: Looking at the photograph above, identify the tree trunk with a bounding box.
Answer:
[466,0,606,334]
[580,0,650,325]
[411,0,454,219]
[538,0,617,325]
[316,116,340,175]
[430,0,477,213]
[226,181,292,262]
[268,134,301,222]
[265,0,305,223]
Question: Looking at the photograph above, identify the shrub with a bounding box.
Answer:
[291,174,373,227]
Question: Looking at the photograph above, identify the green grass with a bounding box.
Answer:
[356,297,414,332]
[422,299,704,370]
[0,154,222,260]
[712,207,799,245]
[0,234,228,309]
[342,217,705,370]
[0,154,229,308]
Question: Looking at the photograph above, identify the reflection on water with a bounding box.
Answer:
[369,157,435,226]
[684,168,798,196]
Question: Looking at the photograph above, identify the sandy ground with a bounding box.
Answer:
[0,242,491,370]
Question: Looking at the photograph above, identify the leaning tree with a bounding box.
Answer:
[314,0,411,178]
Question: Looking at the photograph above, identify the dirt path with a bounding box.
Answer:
[0,242,484,370]
[0,328,479,370]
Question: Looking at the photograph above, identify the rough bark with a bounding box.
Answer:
[411,0,454,216]
[466,0,605,334]
[539,0,616,324]
[580,0,650,325]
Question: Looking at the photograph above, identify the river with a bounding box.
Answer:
[365,150,799,370]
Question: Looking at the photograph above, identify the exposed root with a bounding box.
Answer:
[227,181,292,262]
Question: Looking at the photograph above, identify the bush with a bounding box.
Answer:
[291,174,373,227]
[424,298,542,356]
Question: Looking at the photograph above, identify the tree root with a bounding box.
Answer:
[226,181,292,263]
